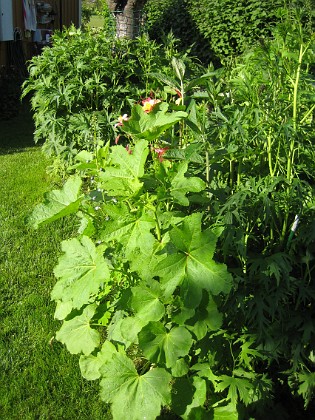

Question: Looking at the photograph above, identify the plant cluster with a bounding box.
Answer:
[27,10,315,419]
[22,27,198,171]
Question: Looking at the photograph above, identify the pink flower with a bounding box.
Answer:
[141,97,161,113]
[114,113,129,128]
[154,147,169,162]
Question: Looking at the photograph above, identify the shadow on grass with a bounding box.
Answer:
[0,100,39,155]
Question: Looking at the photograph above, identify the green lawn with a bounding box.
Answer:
[87,15,105,28]
[0,104,111,419]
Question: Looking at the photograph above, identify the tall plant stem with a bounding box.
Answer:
[286,43,303,182]
[281,43,304,244]
[205,148,210,186]
[154,210,162,242]
[237,160,241,186]
[205,147,211,212]
[267,128,274,177]
[229,159,234,189]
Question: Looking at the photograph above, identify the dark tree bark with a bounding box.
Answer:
[107,0,147,38]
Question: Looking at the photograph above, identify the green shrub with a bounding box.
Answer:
[188,0,284,62]
[22,27,188,166]
[144,0,315,64]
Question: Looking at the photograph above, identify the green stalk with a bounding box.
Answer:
[205,148,210,186]
[179,80,185,147]
[281,43,304,244]
[237,159,242,186]
[300,103,315,124]
[229,159,234,189]
[205,147,211,212]
[267,127,274,177]
[154,210,162,242]
[286,43,303,183]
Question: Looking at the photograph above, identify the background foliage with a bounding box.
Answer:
[144,0,315,64]
[143,0,213,64]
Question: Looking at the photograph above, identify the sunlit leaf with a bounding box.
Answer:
[100,139,149,196]
[131,281,165,322]
[29,175,82,228]
[138,322,193,368]
[155,213,232,306]
[170,162,206,206]
[122,102,187,141]
[79,340,116,380]
[213,402,238,420]
[55,304,100,354]
[52,236,110,312]
[100,352,171,420]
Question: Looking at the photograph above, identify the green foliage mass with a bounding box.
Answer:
[188,0,283,61]
[27,8,315,419]
[23,26,194,168]
[144,0,315,64]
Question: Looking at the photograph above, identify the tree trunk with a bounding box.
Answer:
[106,0,146,38]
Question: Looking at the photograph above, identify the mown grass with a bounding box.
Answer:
[87,15,105,29]
[0,104,111,419]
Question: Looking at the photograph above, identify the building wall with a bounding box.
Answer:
[0,0,81,66]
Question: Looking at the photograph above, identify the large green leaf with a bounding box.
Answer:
[170,162,206,206]
[121,102,187,141]
[100,352,171,420]
[55,304,100,355]
[216,375,254,405]
[52,236,110,312]
[100,139,149,196]
[131,281,165,322]
[101,210,156,259]
[138,322,193,368]
[183,377,207,419]
[28,175,82,228]
[164,143,204,164]
[155,213,232,307]
[213,403,238,420]
[79,340,116,380]
[118,316,144,345]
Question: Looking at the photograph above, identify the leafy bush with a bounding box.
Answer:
[188,0,284,62]
[144,0,315,64]
[22,26,197,167]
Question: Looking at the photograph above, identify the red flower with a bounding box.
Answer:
[175,88,182,98]
[154,147,169,162]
